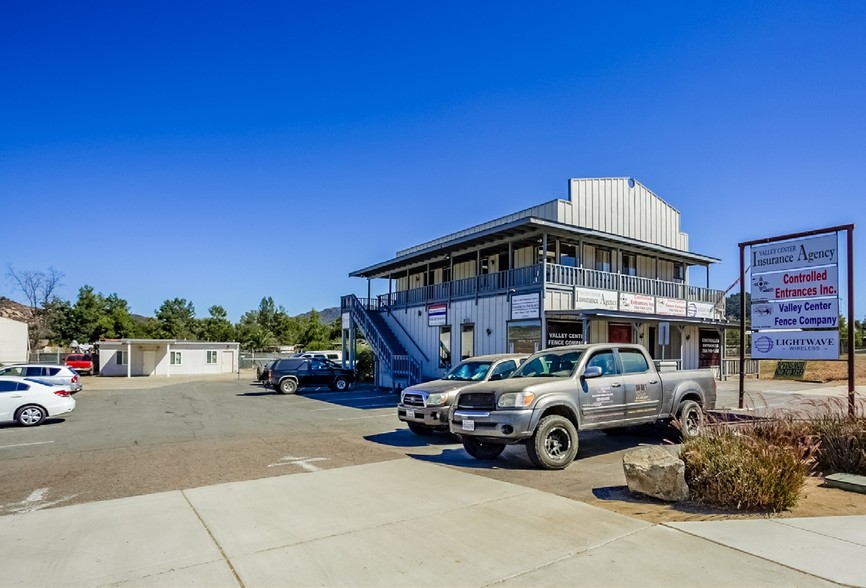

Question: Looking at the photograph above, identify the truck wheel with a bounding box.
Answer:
[330,377,349,391]
[462,437,505,460]
[677,400,703,438]
[407,422,435,435]
[279,379,298,395]
[527,415,578,470]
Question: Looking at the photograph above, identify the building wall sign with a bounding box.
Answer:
[511,293,540,320]
[751,266,839,301]
[699,329,721,367]
[687,301,717,320]
[751,299,839,329]
[574,288,618,311]
[619,293,655,314]
[657,297,686,316]
[342,312,350,330]
[751,234,838,273]
[751,330,840,360]
[428,303,447,326]
[546,320,583,347]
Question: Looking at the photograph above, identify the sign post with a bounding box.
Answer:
[738,225,855,415]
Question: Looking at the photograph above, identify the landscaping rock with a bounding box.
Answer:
[622,445,689,502]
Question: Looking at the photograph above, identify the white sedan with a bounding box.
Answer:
[0,376,76,427]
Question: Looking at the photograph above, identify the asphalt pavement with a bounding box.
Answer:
[2,373,865,587]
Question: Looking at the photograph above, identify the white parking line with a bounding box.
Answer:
[0,441,54,449]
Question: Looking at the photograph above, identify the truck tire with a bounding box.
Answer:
[526,415,579,470]
[407,422,435,435]
[330,377,349,391]
[677,399,703,438]
[462,436,505,460]
[278,378,298,395]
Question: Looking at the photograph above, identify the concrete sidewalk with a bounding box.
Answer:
[1,458,862,587]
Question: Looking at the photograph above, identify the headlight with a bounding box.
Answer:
[497,392,536,408]
[426,392,449,407]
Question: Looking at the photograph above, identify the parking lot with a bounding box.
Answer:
[0,372,678,515]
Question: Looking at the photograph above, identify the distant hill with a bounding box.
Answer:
[0,297,34,324]
[295,307,341,324]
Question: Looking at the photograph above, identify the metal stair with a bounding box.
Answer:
[342,295,421,388]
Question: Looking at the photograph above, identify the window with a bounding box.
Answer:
[619,349,650,374]
[170,351,182,365]
[491,360,517,379]
[674,263,685,281]
[560,243,578,267]
[621,253,637,276]
[206,351,218,364]
[586,351,620,376]
[595,248,612,273]
[439,326,451,369]
[461,324,474,360]
[116,351,128,365]
[0,380,18,392]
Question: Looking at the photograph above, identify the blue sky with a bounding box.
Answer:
[2,1,864,322]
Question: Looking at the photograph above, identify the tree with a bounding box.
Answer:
[201,305,235,342]
[6,265,65,348]
[238,324,276,351]
[725,293,751,322]
[48,286,137,345]
[155,298,197,339]
[298,309,333,350]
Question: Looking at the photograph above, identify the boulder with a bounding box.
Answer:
[622,445,689,502]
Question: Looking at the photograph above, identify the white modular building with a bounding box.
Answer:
[97,339,240,377]
[343,177,731,389]
[0,317,29,364]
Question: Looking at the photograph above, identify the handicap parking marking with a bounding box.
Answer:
[267,455,329,472]
[0,487,78,515]
[0,441,55,449]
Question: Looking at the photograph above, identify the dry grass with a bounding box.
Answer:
[761,354,866,383]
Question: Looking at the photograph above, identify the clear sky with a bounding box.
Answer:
[2,1,864,322]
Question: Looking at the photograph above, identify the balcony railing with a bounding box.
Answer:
[378,263,724,309]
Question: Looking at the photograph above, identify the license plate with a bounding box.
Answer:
[462,419,475,431]
[406,410,415,419]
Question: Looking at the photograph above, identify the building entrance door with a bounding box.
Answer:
[142,350,156,375]
[608,323,632,344]
[222,351,234,373]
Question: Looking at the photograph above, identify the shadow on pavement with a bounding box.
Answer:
[365,428,458,448]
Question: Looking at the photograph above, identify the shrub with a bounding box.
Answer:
[354,346,374,381]
[682,424,808,512]
[801,400,866,475]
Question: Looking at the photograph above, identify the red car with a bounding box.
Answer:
[65,354,94,376]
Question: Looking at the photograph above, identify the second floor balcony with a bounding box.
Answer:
[377,263,725,309]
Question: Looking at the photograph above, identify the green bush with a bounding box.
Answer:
[802,403,866,475]
[354,346,374,381]
[682,425,808,512]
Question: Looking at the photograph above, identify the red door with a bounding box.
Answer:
[608,323,632,343]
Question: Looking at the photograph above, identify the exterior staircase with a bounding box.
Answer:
[341,295,421,388]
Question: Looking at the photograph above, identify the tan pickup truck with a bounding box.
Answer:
[397,353,528,435]
[450,343,717,469]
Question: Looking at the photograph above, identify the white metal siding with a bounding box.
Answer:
[568,178,689,251]
[0,317,28,364]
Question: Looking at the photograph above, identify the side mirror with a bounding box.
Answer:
[489,373,503,381]
[582,366,603,379]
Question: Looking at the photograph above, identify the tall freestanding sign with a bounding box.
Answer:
[739,226,855,415]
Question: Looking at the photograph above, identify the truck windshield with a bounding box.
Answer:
[512,350,583,378]
[442,361,493,381]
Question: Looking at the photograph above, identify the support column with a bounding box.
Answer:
[126,342,131,378]
[166,343,171,378]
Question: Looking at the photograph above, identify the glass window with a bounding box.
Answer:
[439,326,451,369]
[559,243,578,267]
[595,248,612,272]
[491,360,517,379]
[170,351,182,365]
[621,253,637,276]
[116,351,128,365]
[24,367,45,377]
[461,324,474,360]
[513,350,583,378]
[586,351,620,376]
[674,263,685,281]
[0,366,24,376]
[619,349,650,374]
[507,320,541,354]
[0,380,17,392]
[206,351,218,364]
[443,360,492,381]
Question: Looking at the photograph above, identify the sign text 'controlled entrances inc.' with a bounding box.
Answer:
[751,234,838,273]
[751,266,838,301]
[751,330,840,360]
[427,303,447,327]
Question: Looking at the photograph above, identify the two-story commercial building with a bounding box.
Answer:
[342,177,729,389]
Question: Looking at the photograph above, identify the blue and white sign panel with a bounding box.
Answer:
[751,234,838,273]
[751,299,839,330]
[751,330,840,360]
[428,303,447,327]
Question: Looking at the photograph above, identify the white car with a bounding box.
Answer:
[0,364,83,394]
[0,376,76,427]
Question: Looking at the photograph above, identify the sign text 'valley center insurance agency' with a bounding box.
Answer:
[750,234,840,360]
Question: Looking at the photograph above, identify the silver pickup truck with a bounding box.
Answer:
[450,343,717,470]
[398,354,528,435]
